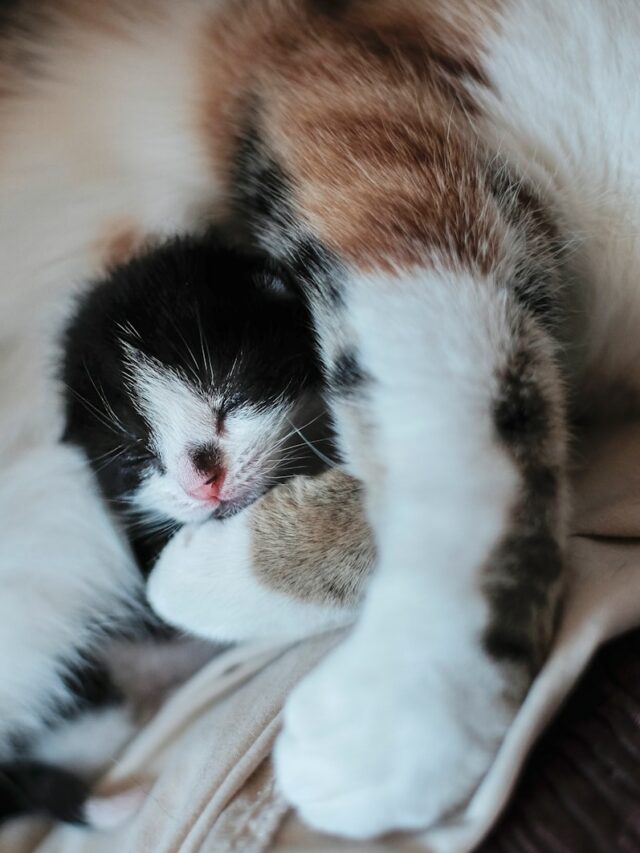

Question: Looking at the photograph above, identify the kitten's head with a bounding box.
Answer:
[62,234,326,526]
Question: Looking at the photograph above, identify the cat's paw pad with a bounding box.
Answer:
[274,624,511,839]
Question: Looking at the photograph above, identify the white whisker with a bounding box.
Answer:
[284,417,336,468]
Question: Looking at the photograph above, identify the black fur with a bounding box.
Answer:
[488,160,565,334]
[232,118,295,255]
[0,763,89,825]
[288,238,345,307]
[306,0,351,16]
[485,334,566,682]
[232,115,345,307]
[493,349,550,454]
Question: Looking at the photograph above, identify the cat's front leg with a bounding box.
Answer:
[275,263,568,838]
[147,469,373,643]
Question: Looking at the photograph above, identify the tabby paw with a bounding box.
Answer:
[274,611,514,839]
[147,511,350,642]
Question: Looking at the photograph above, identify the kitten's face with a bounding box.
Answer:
[62,236,325,527]
[122,344,318,524]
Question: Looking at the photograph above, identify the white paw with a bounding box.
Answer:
[147,511,352,643]
[274,613,514,839]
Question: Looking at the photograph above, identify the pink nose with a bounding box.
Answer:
[190,468,226,503]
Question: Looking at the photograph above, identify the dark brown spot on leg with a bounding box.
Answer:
[494,349,551,456]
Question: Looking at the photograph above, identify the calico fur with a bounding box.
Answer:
[0,0,637,840]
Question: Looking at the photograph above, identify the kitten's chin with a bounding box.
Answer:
[210,494,258,520]
[168,493,259,525]
[146,478,267,525]
[174,503,219,524]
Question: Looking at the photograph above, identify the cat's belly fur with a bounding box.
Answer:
[479,0,640,403]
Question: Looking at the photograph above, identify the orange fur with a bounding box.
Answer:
[96,219,145,271]
[1,0,502,271]
[193,0,501,270]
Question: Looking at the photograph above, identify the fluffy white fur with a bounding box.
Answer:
[30,705,137,778]
[0,443,141,757]
[0,2,215,338]
[83,789,148,832]
[478,0,640,397]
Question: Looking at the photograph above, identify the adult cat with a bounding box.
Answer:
[1,0,633,839]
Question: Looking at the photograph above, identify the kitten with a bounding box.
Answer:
[62,229,373,630]
[3,0,638,840]
[62,230,371,640]
[0,230,372,827]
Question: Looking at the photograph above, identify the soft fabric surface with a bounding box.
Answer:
[2,422,640,853]
[481,630,640,852]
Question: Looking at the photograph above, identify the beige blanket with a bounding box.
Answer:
[3,423,640,853]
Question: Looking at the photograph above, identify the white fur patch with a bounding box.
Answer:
[0,444,141,757]
[84,788,147,830]
[30,706,137,778]
[478,0,640,398]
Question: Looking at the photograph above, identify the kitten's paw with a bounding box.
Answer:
[147,512,351,643]
[147,510,252,640]
[275,617,514,839]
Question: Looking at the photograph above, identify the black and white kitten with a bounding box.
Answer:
[61,232,328,575]
[0,232,332,828]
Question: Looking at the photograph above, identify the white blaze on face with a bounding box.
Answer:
[123,348,292,524]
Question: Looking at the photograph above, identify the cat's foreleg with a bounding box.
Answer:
[275,265,568,838]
